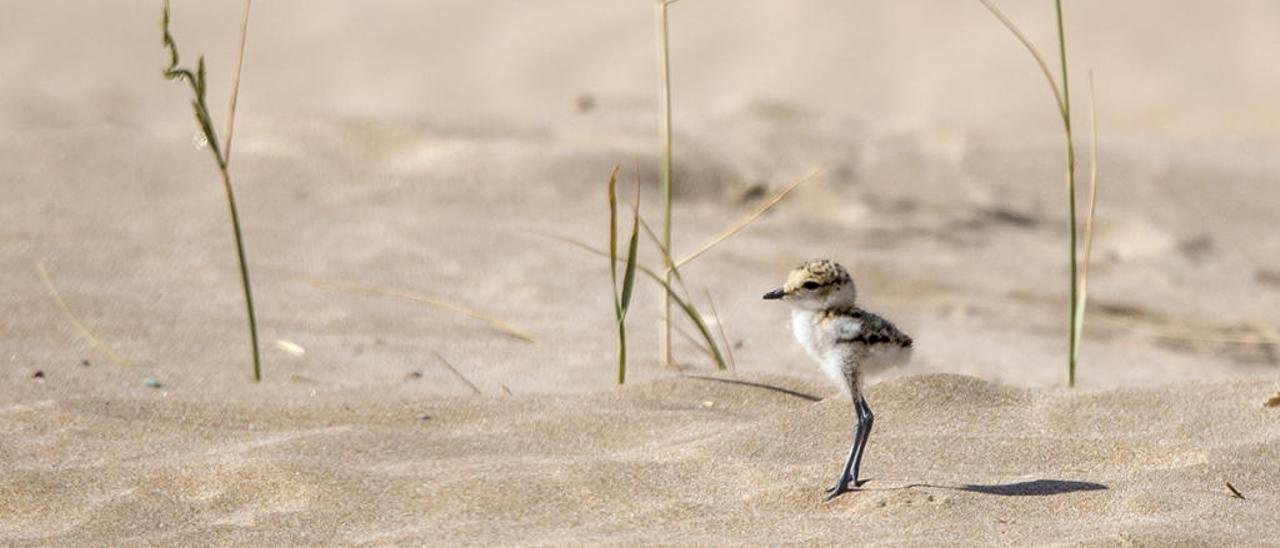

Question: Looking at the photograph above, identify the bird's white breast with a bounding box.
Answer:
[791,309,858,394]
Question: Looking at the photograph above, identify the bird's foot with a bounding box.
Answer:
[824,476,869,500]
[824,477,853,500]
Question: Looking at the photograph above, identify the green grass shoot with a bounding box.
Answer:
[534,230,727,373]
[608,165,642,384]
[976,0,1098,387]
[161,0,262,382]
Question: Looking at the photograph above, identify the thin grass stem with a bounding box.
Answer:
[976,0,1082,387]
[673,323,717,364]
[1052,0,1080,387]
[704,289,736,371]
[219,168,262,382]
[223,0,252,166]
[432,351,482,395]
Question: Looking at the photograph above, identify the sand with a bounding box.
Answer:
[4,374,1279,545]
[4,0,1280,545]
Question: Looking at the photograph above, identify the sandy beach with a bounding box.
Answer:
[4,1,1280,545]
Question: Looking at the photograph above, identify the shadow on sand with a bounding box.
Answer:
[683,375,824,402]
[955,479,1107,496]
[868,479,1107,497]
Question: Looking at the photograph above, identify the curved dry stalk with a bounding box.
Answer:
[674,167,821,268]
[288,273,538,343]
[974,0,1067,123]
[36,261,131,367]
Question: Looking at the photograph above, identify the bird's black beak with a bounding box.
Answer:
[762,288,785,300]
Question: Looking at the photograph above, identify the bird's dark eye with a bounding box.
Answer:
[802,281,820,290]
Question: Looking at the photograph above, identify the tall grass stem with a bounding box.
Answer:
[1052,0,1080,387]
[162,0,262,381]
[655,0,675,370]
[977,0,1084,387]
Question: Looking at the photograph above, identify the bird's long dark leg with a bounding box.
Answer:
[825,396,866,500]
[850,396,874,487]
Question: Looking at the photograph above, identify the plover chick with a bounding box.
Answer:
[763,259,913,500]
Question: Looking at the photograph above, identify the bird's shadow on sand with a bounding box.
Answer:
[866,479,1107,497]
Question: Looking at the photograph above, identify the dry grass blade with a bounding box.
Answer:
[704,290,736,371]
[637,219,727,370]
[673,324,716,365]
[36,261,131,368]
[1072,71,1099,359]
[288,273,538,343]
[608,165,620,308]
[432,351,482,395]
[222,0,253,167]
[674,167,821,268]
[974,0,1067,121]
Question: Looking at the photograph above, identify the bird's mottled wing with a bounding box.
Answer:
[830,307,913,348]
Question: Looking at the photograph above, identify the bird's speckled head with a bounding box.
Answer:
[763,259,856,309]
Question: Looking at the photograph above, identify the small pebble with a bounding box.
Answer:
[416,413,432,421]
[406,370,424,380]
[79,359,91,367]
[143,378,162,389]
[33,370,45,379]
